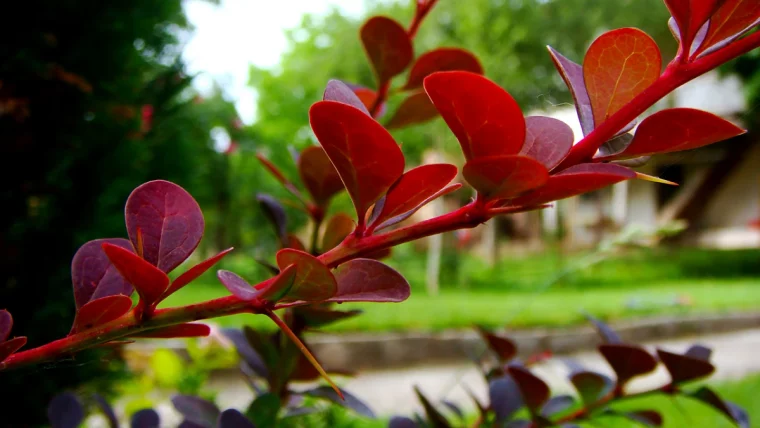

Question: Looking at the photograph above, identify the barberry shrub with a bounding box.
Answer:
[5,0,759,426]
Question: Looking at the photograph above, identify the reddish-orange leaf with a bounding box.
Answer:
[309,101,405,223]
[695,0,760,57]
[373,184,461,232]
[462,155,549,201]
[424,71,526,161]
[370,164,458,229]
[135,323,210,338]
[508,164,635,207]
[595,108,745,160]
[71,295,133,334]
[583,28,661,126]
[286,234,306,251]
[259,264,298,302]
[665,0,725,50]
[102,243,170,306]
[329,259,410,303]
[321,213,355,252]
[385,91,439,129]
[520,116,575,170]
[360,16,414,84]
[403,48,483,90]
[298,146,345,207]
[162,247,234,301]
[0,337,27,362]
[276,249,337,302]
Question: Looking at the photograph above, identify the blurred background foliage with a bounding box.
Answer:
[0,0,756,422]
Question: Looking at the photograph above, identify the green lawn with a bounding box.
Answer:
[160,278,760,332]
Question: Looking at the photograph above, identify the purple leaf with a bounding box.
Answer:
[329,259,410,303]
[599,344,658,386]
[597,133,633,158]
[71,238,133,309]
[548,46,594,136]
[440,400,464,419]
[585,314,622,344]
[413,386,452,428]
[507,366,550,414]
[323,79,371,115]
[222,328,269,378]
[217,270,261,301]
[303,386,375,418]
[171,395,220,428]
[218,409,255,428]
[125,180,204,273]
[691,387,749,428]
[520,116,574,170]
[257,193,288,245]
[131,409,160,428]
[686,344,712,361]
[0,310,12,342]
[571,371,615,406]
[93,394,119,428]
[389,416,419,428]
[489,375,523,422]
[48,392,84,428]
[541,395,576,418]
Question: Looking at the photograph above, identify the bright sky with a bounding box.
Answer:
[182,0,371,124]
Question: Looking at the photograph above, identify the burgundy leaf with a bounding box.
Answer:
[0,310,12,342]
[303,386,375,418]
[136,323,210,338]
[0,336,27,362]
[349,84,388,118]
[130,409,160,428]
[276,249,337,302]
[294,306,363,328]
[386,91,440,129]
[597,133,634,158]
[286,234,306,251]
[256,153,297,190]
[599,344,658,386]
[93,394,119,428]
[664,0,724,53]
[71,295,133,334]
[217,270,261,301]
[626,410,663,427]
[171,395,220,428]
[595,108,745,161]
[697,9,760,57]
[520,116,575,170]
[259,264,297,302]
[374,184,461,232]
[571,371,615,406]
[413,386,452,428]
[370,164,458,230]
[403,48,483,90]
[71,238,133,309]
[507,366,551,414]
[323,79,370,115]
[309,101,405,222]
[102,243,170,307]
[321,213,355,252]
[125,180,204,273]
[476,326,517,362]
[218,409,255,428]
[541,395,576,418]
[586,314,623,344]
[48,392,84,428]
[656,348,715,384]
[489,376,523,422]
[548,46,595,136]
[690,387,749,428]
[257,193,288,244]
[508,163,635,207]
[163,247,233,300]
[463,155,549,201]
[329,259,410,303]
[424,71,526,161]
[360,16,414,84]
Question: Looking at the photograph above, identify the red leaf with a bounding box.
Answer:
[385,91,439,129]
[163,247,234,301]
[360,16,414,84]
[548,46,595,136]
[217,270,260,301]
[695,0,760,57]
[520,116,575,170]
[508,164,635,207]
[403,48,483,90]
[323,80,371,115]
[71,295,133,334]
[462,155,549,201]
[665,0,725,51]
[599,344,658,386]
[0,337,27,362]
[276,249,337,302]
[102,243,170,306]
[309,101,405,223]
[136,323,210,338]
[373,184,462,232]
[260,264,297,302]
[350,85,387,118]
[476,326,517,362]
[256,153,293,187]
[329,259,410,303]
[583,28,662,126]
[369,164,458,230]
[298,146,345,207]
[286,234,306,251]
[322,213,355,252]
[595,108,745,160]
[125,180,204,273]
[424,71,526,161]
[0,310,11,342]
[71,238,133,309]
[657,349,715,384]
[507,366,550,413]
